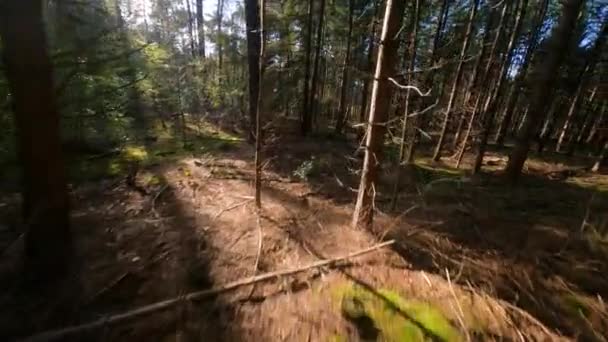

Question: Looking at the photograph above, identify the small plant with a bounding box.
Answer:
[293,157,317,181]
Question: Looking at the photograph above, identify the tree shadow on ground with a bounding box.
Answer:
[0,166,246,341]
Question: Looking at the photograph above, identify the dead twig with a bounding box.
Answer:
[23,240,395,342]
[151,184,169,218]
[213,199,253,220]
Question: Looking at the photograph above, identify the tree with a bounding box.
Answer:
[335,0,354,135]
[494,0,549,147]
[301,0,314,135]
[352,0,406,229]
[555,23,607,153]
[196,0,205,57]
[432,0,479,161]
[0,0,72,279]
[359,0,380,129]
[185,0,196,57]
[504,0,585,182]
[217,0,224,76]
[309,0,327,130]
[254,0,266,208]
[245,0,261,142]
[473,0,528,174]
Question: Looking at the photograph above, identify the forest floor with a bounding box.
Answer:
[1,115,608,341]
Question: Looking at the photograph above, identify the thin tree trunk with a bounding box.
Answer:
[505,0,584,182]
[309,0,326,133]
[185,0,196,57]
[592,140,608,173]
[586,101,606,145]
[217,0,224,78]
[432,0,479,161]
[576,85,598,144]
[196,0,205,57]
[0,0,72,279]
[392,0,421,210]
[301,0,315,135]
[254,0,265,207]
[495,0,549,146]
[245,0,261,142]
[335,0,354,134]
[352,0,406,229]
[473,0,527,174]
[455,10,500,168]
[359,0,380,134]
[556,23,606,153]
[406,0,450,162]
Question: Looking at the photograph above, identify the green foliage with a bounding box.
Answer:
[293,157,318,180]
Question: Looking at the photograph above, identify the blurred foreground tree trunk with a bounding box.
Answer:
[0,0,73,279]
[352,0,405,229]
[504,0,584,182]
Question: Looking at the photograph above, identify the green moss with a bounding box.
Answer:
[123,146,149,161]
[334,284,462,342]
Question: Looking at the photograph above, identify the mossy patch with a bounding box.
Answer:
[333,283,462,342]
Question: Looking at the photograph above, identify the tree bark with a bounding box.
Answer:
[335,0,354,135]
[196,0,205,57]
[352,0,406,229]
[245,0,261,142]
[301,0,315,135]
[432,0,479,161]
[504,0,584,182]
[0,0,72,279]
[495,0,549,146]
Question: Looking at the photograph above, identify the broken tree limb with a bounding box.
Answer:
[23,240,395,342]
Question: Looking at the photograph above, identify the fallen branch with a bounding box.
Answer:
[213,199,253,220]
[24,240,395,342]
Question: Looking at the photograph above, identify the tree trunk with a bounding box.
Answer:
[254,0,266,207]
[495,0,549,146]
[335,0,354,135]
[245,0,261,142]
[352,0,406,229]
[359,0,380,133]
[392,0,421,210]
[592,140,608,173]
[407,0,450,163]
[473,0,527,174]
[586,101,606,145]
[185,0,196,57]
[0,0,72,280]
[301,0,315,135]
[576,85,598,144]
[556,23,606,153]
[309,0,326,133]
[196,0,205,57]
[452,10,494,150]
[217,0,224,78]
[432,0,479,161]
[504,0,584,182]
